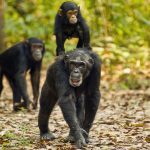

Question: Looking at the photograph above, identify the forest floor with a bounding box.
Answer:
[0,70,150,150]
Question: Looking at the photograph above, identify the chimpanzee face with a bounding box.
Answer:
[69,60,86,87]
[25,38,44,62]
[66,9,78,24]
[31,43,43,61]
[64,50,94,87]
[59,2,79,24]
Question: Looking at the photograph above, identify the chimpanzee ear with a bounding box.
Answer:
[58,9,63,16]
[24,39,30,47]
[89,58,94,66]
[64,54,69,63]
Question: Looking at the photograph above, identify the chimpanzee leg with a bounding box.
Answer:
[0,69,3,95]
[11,82,22,111]
[59,93,86,148]
[13,88,22,111]
[38,82,57,140]
[14,73,31,110]
[83,90,100,133]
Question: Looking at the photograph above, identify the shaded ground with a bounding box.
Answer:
[0,70,150,150]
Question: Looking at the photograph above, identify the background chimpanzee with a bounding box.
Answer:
[0,38,45,111]
[54,1,91,56]
[38,49,101,148]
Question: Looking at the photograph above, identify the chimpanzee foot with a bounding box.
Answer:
[13,102,22,111]
[40,132,55,140]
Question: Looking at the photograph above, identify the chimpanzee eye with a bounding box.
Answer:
[69,61,76,70]
[38,45,43,49]
[70,62,75,68]
[32,45,37,49]
[73,10,78,15]
[79,62,86,68]
[67,10,73,15]
[32,44,43,50]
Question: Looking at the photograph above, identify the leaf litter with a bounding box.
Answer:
[0,71,150,150]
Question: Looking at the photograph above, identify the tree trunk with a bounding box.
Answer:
[0,0,4,51]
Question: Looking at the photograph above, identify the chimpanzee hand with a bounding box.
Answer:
[74,130,86,149]
[67,128,89,144]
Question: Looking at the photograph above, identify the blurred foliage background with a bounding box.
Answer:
[0,0,150,90]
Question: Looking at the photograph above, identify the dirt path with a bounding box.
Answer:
[0,71,150,150]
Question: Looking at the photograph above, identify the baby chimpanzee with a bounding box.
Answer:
[54,1,91,56]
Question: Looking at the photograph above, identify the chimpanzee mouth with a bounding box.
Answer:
[69,18,77,24]
[69,77,82,87]
[32,53,42,61]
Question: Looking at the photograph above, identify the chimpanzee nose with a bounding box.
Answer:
[72,15,76,18]
[74,69,79,73]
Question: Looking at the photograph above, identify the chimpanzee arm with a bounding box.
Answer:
[55,15,66,56]
[84,89,100,133]
[59,94,86,148]
[83,53,101,133]
[55,33,66,56]
[79,18,91,49]
[30,63,41,109]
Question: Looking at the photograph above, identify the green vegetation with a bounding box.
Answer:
[1,130,33,149]
[2,0,150,89]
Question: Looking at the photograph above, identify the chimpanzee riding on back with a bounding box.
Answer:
[54,1,91,56]
[0,38,45,111]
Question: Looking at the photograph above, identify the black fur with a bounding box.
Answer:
[0,37,45,111]
[38,49,101,148]
[54,1,91,56]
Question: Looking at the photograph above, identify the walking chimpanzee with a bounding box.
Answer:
[54,1,91,56]
[0,37,45,111]
[38,48,101,148]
